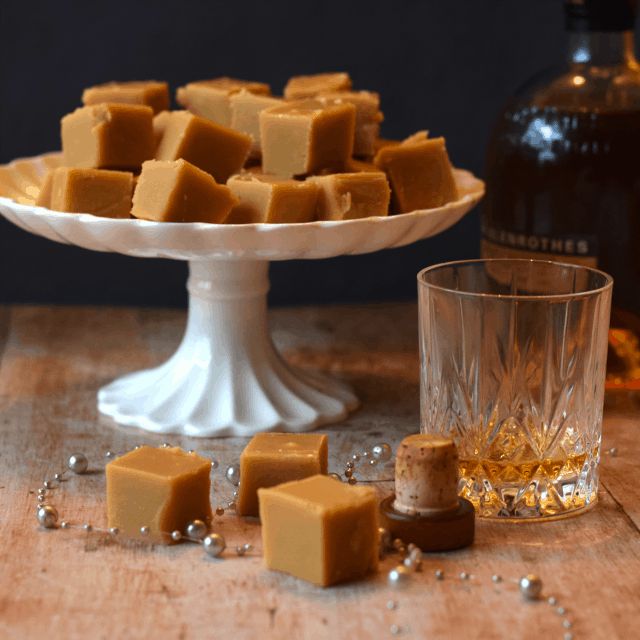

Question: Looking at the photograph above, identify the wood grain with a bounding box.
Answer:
[0,304,637,640]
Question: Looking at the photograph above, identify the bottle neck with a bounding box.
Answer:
[568,30,637,66]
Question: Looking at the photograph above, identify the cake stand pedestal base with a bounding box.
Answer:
[98,260,359,437]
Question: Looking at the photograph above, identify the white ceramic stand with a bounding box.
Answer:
[0,152,484,437]
[98,260,358,436]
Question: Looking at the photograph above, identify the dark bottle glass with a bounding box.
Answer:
[482,0,640,387]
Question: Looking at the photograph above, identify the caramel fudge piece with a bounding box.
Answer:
[284,72,352,100]
[106,446,212,544]
[260,99,355,177]
[61,103,155,170]
[226,172,319,224]
[156,110,251,182]
[39,167,133,217]
[259,475,379,587]
[132,159,237,223]
[229,90,284,158]
[319,91,383,157]
[176,77,271,127]
[82,80,170,114]
[346,157,385,173]
[374,135,458,213]
[153,110,172,149]
[308,172,390,220]
[236,433,328,516]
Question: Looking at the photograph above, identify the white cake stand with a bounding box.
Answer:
[0,153,484,437]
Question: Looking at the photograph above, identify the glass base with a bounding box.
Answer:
[458,453,599,521]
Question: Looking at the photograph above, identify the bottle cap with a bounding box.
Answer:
[565,0,637,32]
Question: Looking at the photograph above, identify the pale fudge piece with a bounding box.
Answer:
[374,135,458,213]
[152,110,172,149]
[319,91,383,157]
[39,167,133,218]
[236,433,328,516]
[226,172,319,224]
[132,159,237,223]
[176,77,271,127]
[307,172,390,221]
[284,72,352,100]
[260,99,356,177]
[156,110,251,183]
[61,103,155,170]
[229,90,284,158]
[82,80,170,114]
[106,446,212,544]
[259,475,379,587]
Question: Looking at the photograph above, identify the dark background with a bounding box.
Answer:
[0,0,613,307]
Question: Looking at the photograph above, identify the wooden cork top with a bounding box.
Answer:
[393,434,459,516]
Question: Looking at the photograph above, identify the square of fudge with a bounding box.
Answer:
[284,72,352,100]
[319,91,383,157]
[374,135,459,213]
[236,433,328,516]
[230,90,284,158]
[156,111,251,183]
[260,99,356,177]
[132,159,237,223]
[61,103,155,170]
[37,166,133,218]
[259,475,379,586]
[226,172,319,224]
[82,80,170,114]
[307,171,390,220]
[106,445,212,544]
[176,77,271,127]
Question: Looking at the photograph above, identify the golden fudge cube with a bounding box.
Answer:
[319,91,383,157]
[155,110,251,183]
[284,72,352,100]
[374,135,458,213]
[131,159,237,223]
[37,167,133,218]
[236,433,328,516]
[226,172,319,224]
[152,110,172,149]
[259,475,379,586]
[230,90,284,159]
[260,99,356,177]
[82,80,170,114]
[307,171,390,220]
[176,77,271,127]
[106,446,212,544]
[61,103,155,170]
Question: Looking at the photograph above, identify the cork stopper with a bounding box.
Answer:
[393,434,459,516]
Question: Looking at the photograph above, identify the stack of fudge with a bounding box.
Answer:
[37,73,459,223]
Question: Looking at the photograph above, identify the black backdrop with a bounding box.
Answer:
[0,1,600,307]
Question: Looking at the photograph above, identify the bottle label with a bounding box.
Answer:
[481,224,598,268]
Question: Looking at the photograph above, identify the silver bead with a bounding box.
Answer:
[227,501,237,510]
[388,565,411,587]
[372,443,392,462]
[203,533,226,558]
[187,449,195,454]
[36,505,58,528]
[83,523,93,532]
[362,450,370,458]
[519,574,543,600]
[346,461,354,470]
[225,465,240,487]
[564,634,573,640]
[344,468,353,478]
[329,473,342,482]
[386,600,397,610]
[54,473,63,481]
[105,450,115,459]
[563,620,572,629]
[171,530,182,542]
[557,607,567,615]
[60,521,70,529]
[435,569,444,580]
[37,488,46,496]
[351,454,360,462]
[109,527,119,536]
[37,494,46,503]
[161,442,171,448]
[403,554,422,572]
[609,447,618,457]
[210,459,219,469]
[378,527,392,551]
[491,574,502,583]
[186,519,208,540]
[236,542,252,556]
[232,490,239,499]
[390,624,401,636]
[547,596,557,606]
[369,459,377,466]
[459,571,469,580]
[140,526,150,536]
[43,480,53,489]
[348,477,357,485]
[215,507,225,517]
[68,453,88,474]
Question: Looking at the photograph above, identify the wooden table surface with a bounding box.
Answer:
[0,303,638,640]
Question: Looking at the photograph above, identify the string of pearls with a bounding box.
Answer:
[379,527,575,639]
[35,449,250,559]
[334,442,394,484]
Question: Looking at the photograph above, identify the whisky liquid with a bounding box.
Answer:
[483,105,640,385]
[459,449,598,520]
